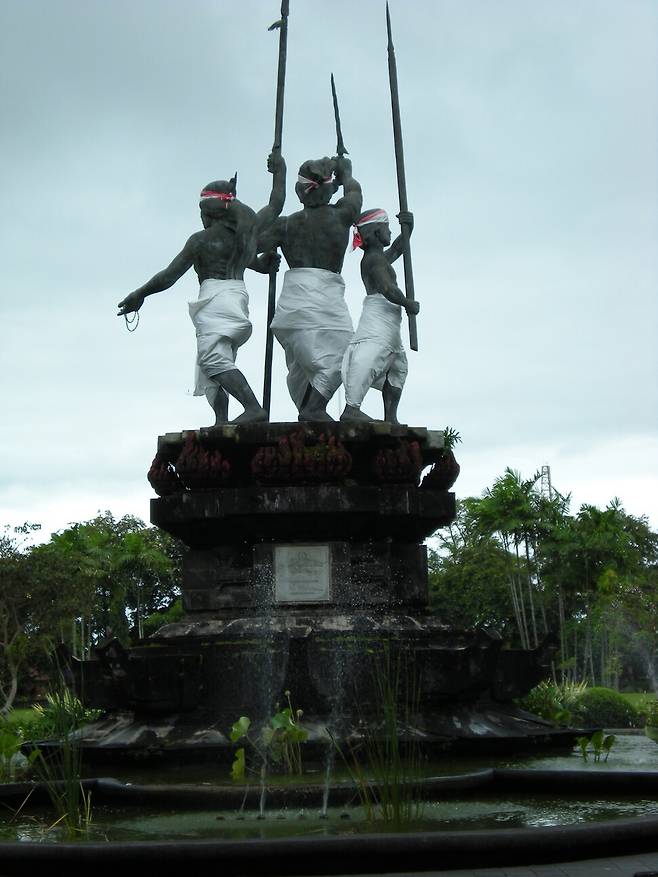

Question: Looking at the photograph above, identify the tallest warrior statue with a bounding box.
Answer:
[259,155,363,421]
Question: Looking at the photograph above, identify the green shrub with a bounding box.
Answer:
[517,679,587,726]
[644,700,658,728]
[142,598,184,638]
[32,688,101,738]
[0,724,39,781]
[573,687,641,729]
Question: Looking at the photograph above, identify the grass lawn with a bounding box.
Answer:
[2,707,35,727]
[620,692,656,714]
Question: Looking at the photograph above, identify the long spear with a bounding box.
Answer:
[331,73,348,156]
[262,0,290,417]
[386,2,418,352]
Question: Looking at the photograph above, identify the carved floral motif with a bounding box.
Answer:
[175,431,231,489]
[371,440,423,484]
[251,431,352,483]
[421,449,460,490]
[147,454,182,496]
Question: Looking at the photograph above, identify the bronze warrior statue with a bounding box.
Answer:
[341,208,419,424]
[117,152,286,424]
[258,154,363,421]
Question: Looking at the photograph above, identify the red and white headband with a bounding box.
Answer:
[200,190,235,205]
[352,209,389,249]
[297,174,334,194]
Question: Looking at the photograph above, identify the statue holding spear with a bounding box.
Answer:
[259,74,363,421]
[117,5,290,425]
[340,6,419,424]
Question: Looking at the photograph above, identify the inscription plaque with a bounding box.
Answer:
[274,544,331,603]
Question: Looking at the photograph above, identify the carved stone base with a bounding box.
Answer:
[67,422,575,762]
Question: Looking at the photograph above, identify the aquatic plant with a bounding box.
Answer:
[229,691,308,781]
[575,729,616,762]
[27,685,94,839]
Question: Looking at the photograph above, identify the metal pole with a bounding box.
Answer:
[386,2,418,352]
[263,0,290,416]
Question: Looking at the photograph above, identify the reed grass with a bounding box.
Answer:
[334,642,425,828]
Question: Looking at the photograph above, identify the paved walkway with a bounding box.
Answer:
[339,851,658,876]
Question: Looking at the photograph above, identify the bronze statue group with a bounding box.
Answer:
[117,4,419,427]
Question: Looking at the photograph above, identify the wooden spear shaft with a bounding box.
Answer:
[262,0,290,417]
[386,2,418,352]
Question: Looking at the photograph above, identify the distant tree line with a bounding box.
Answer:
[429,469,658,692]
[0,513,182,715]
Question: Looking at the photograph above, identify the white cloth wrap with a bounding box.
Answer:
[270,268,354,409]
[341,293,408,408]
[189,278,252,398]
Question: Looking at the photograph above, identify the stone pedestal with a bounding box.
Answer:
[71,423,576,761]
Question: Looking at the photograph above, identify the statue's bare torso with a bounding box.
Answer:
[188,225,245,282]
[275,206,351,274]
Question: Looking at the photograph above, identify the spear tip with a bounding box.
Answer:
[386,2,393,46]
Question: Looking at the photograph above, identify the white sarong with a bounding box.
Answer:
[270,268,354,410]
[341,293,408,408]
[189,278,252,398]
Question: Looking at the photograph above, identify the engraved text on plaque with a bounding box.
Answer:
[274,544,331,603]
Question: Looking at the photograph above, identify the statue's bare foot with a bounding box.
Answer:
[340,405,373,423]
[232,407,269,424]
[298,407,335,422]
[384,416,400,425]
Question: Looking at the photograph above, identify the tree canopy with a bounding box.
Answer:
[0,513,182,714]
[429,472,658,690]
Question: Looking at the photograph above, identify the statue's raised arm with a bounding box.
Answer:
[333,155,362,226]
[254,150,287,235]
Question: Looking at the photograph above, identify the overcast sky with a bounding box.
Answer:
[1,0,656,542]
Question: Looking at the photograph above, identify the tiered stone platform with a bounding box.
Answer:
[71,423,578,761]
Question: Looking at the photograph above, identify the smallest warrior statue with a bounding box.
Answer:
[340,209,419,424]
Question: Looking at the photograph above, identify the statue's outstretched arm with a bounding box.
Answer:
[333,156,363,223]
[117,235,197,315]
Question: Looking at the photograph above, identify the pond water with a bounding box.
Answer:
[2,734,657,844]
[498,732,658,773]
[4,793,658,844]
